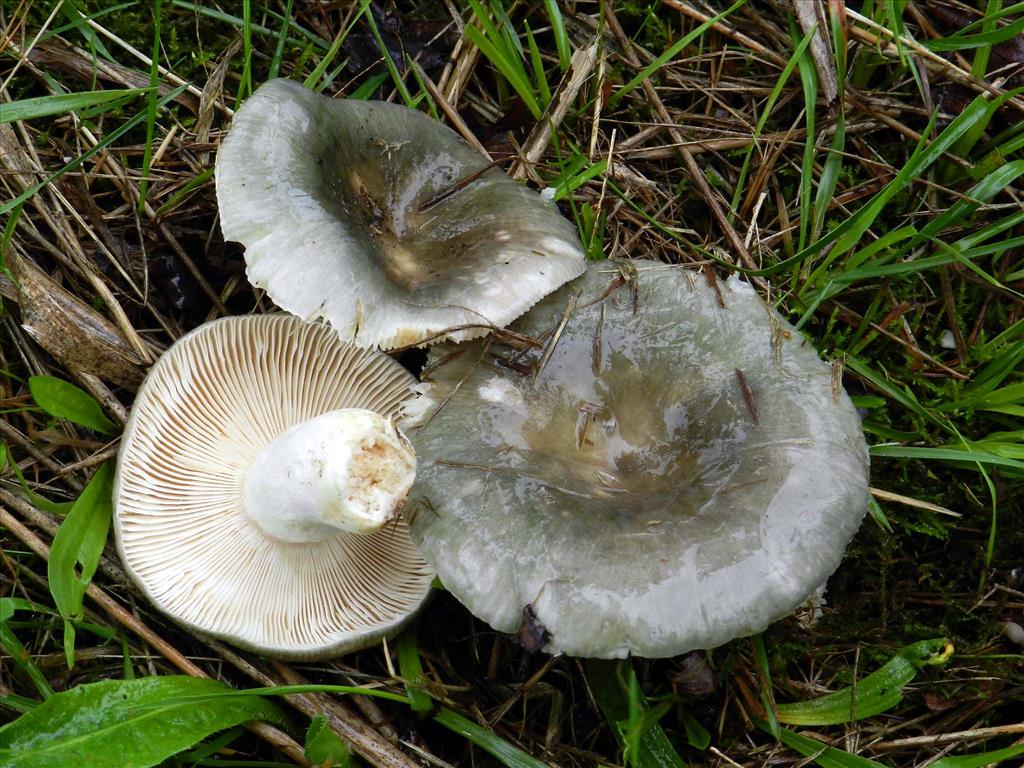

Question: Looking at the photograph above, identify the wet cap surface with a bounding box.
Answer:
[403,261,870,658]
[114,314,434,659]
[216,79,585,349]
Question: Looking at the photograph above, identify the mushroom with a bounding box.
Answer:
[215,79,586,349]
[114,314,433,659]
[402,260,870,659]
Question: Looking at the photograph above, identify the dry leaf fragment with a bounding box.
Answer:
[792,0,839,104]
[8,252,145,388]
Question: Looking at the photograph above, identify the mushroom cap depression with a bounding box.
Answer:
[114,314,434,659]
[403,260,870,659]
[216,79,586,349]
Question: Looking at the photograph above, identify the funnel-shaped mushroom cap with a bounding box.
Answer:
[403,261,869,659]
[114,315,434,659]
[216,79,586,349]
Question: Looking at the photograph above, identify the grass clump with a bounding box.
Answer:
[2,2,1022,768]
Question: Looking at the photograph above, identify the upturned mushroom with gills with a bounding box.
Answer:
[114,314,434,660]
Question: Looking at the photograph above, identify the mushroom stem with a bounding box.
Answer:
[244,409,416,542]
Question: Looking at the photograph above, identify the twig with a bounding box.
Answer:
[271,660,422,768]
[867,722,1024,751]
[790,0,838,103]
[411,60,491,159]
[200,641,420,768]
[511,38,599,179]
[661,0,786,67]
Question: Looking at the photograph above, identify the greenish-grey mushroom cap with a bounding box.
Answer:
[216,79,585,349]
[403,260,870,659]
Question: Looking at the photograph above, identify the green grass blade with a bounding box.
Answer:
[925,12,1024,51]
[396,628,432,713]
[349,71,390,100]
[154,167,214,216]
[525,23,552,107]
[730,24,817,218]
[802,93,1006,290]
[137,0,162,212]
[363,6,414,106]
[171,0,329,49]
[60,0,115,61]
[869,445,1024,471]
[303,0,370,90]
[793,17,818,254]
[776,639,951,725]
[845,356,947,432]
[38,2,135,44]
[931,744,1024,768]
[810,108,845,244]
[585,659,686,768]
[433,708,550,768]
[544,0,571,70]
[1,83,189,217]
[765,723,886,768]
[1,89,149,124]
[0,599,55,700]
[751,635,779,737]
[1,443,74,515]
[610,0,746,109]
[463,0,542,119]
[240,0,252,101]
[267,0,294,80]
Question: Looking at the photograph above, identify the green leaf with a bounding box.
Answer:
[585,659,687,768]
[0,676,288,768]
[304,714,352,767]
[432,708,549,768]
[396,628,433,713]
[776,638,952,725]
[28,376,118,435]
[680,710,710,750]
[0,89,148,124]
[47,461,115,668]
[766,723,886,768]
[931,744,1024,768]
[0,599,55,700]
